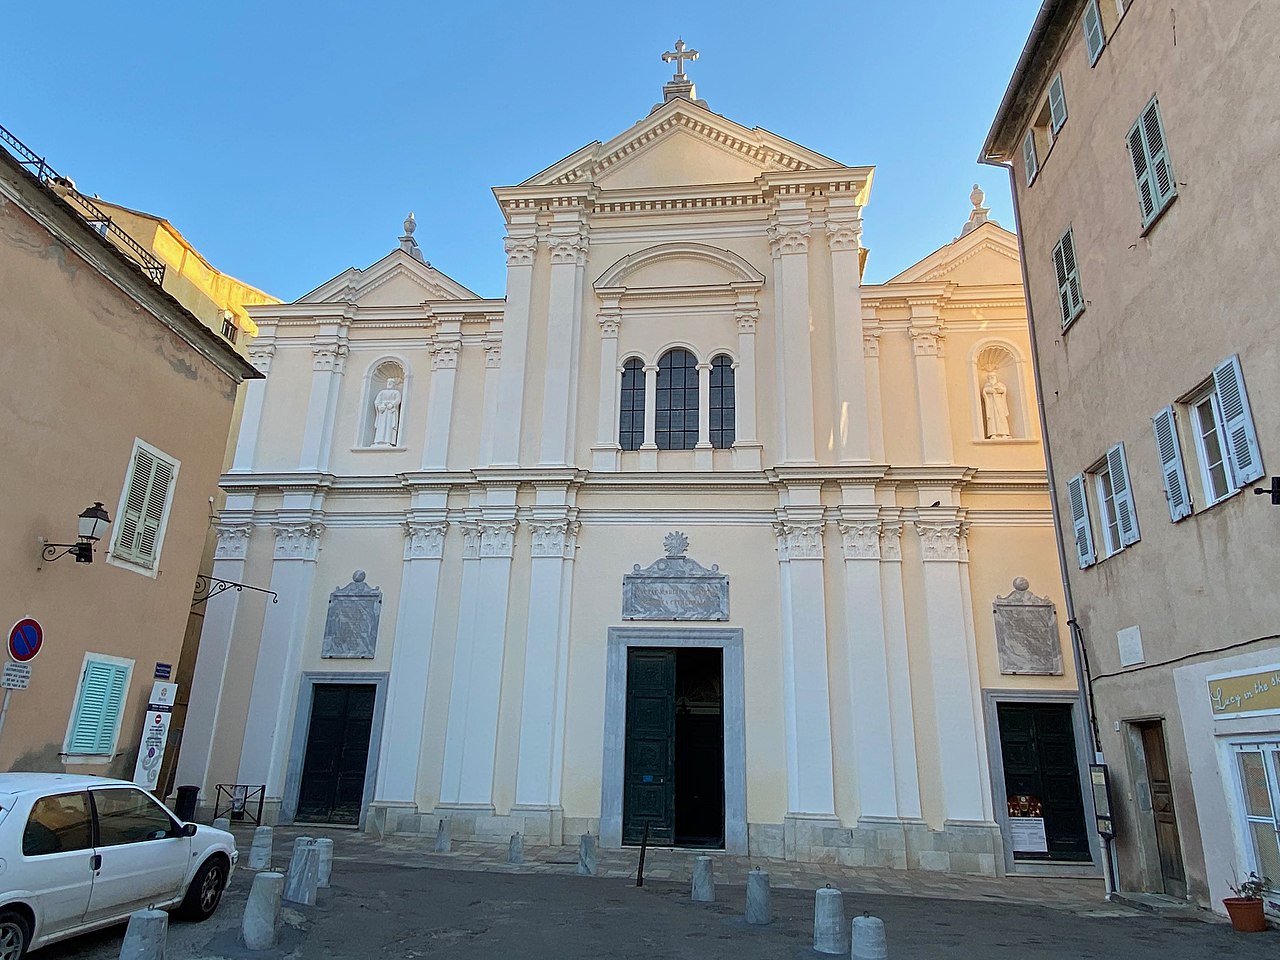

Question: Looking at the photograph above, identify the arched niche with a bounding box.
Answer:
[357,357,410,448]
[971,341,1028,441]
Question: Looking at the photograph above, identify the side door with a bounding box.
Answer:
[18,791,95,938]
[85,787,191,922]
[622,648,677,845]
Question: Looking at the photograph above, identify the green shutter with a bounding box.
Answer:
[1054,229,1084,327]
[1213,354,1264,485]
[1067,473,1096,568]
[1023,130,1038,186]
[1083,0,1106,64]
[114,447,155,562]
[67,660,130,755]
[1106,442,1141,547]
[1141,99,1176,209]
[113,443,178,569]
[1048,75,1068,135]
[1152,406,1192,521]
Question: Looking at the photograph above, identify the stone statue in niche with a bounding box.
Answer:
[993,577,1062,675]
[372,378,403,446]
[622,531,729,621]
[322,570,382,658]
[983,373,1012,438]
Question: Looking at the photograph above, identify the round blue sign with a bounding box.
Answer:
[8,618,43,663]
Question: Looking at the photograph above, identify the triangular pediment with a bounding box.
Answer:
[519,98,845,188]
[887,222,1022,285]
[297,248,479,305]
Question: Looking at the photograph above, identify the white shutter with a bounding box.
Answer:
[1049,75,1068,135]
[1152,406,1192,521]
[1067,473,1097,568]
[67,659,130,755]
[114,446,155,562]
[1023,130,1039,186]
[1083,0,1106,64]
[1106,442,1141,546]
[111,441,180,570]
[136,457,175,565]
[1213,354,1264,485]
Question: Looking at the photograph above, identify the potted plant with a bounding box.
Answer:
[1224,872,1271,933]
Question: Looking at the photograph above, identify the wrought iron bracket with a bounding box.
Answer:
[192,575,279,608]
[40,541,94,563]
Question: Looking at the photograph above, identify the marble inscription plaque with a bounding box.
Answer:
[322,570,382,659]
[622,532,729,621]
[992,577,1062,676]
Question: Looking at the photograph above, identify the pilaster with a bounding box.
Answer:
[732,299,763,469]
[421,334,461,470]
[490,228,537,466]
[863,326,886,461]
[910,314,954,465]
[640,362,658,470]
[539,223,589,465]
[592,292,623,472]
[230,344,274,473]
[299,337,348,472]
[876,506,922,818]
[770,209,817,464]
[827,205,870,462]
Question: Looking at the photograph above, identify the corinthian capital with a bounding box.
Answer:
[773,520,824,560]
[273,522,324,561]
[735,307,759,334]
[431,340,460,370]
[529,519,581,558]
[213,523,253,561]
[504,235,538,266]
[826,217,863,251]
[913,519,963,562]
[837,520,881,560]
[768,222,811,257]
[548,231,589,265]
[312,342,349,372]
[479,520,517,558]
[403,519,448,560]
[247,343,275,373]
[909,326,945,358]
[598,312,622,338]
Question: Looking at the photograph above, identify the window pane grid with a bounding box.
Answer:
[1194,397,1231,502]
[709,355,735,449]
[1097,468,1120,554]
[656,350,699,450]
[619,359,645,451]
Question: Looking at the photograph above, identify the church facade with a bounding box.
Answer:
[178,64,1098,876]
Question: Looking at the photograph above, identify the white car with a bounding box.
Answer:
[0,774,237,958]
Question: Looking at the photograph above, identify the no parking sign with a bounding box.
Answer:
[7,618,42,663]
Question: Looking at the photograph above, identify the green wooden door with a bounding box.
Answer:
[998,703,1090,861]
[622,649,676,845]
[297,684,375,825]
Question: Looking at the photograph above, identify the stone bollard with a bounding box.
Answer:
[745,868,771,925]
[508,833,523,865]
[247,825,274,871]
[691,855,715,902]
[119,908,167,960]
[851,914,888,960]
[314,837,334,888]
[212,817,232,833]
[284,840,320,906]
[813,885,848,955]
[434,818,451,853]
[576,833,598,876]
[241,872,285,950]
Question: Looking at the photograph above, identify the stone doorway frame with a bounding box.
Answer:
[280,671,389,831]
[601,626,747,854]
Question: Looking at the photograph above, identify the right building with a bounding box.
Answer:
[981,1,1280,913]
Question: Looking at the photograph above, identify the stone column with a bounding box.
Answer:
[591,297,623,472]
[640,363,658,470]
[298,340,348,472]
[878,513,922,819]
[774,503,838,855]
[695,361,713,469]
[827,208,870,463]
[237,521,324,800]
[863,328,885,462]
[421,337,460,470]
[732,302,763,469]
[512,512,578,844]
[836,510,898,821]
[490,230,537,466]
[477,341,502,467]
[439,514,517,810]
[372,517,448,820]
[230,345,274,472]
[910,319,953,466]
[914,513,989,823]
[770,211,816,464]
[539,227,588,466]
[174,524,253,793]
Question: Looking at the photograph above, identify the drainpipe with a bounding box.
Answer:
[978,155,1117,899]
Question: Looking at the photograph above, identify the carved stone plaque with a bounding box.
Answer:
[993,577,1062,675]
[622,532,729,622]
[322,570,382,659]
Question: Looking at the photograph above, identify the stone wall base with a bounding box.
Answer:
[750,817,1003,876]
[370,803,592,846]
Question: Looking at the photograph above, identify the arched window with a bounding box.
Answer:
[709,354,735,449]
[619,358,645,451]
[656,349,699,450]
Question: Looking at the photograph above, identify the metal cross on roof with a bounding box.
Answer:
[662,38,699,79]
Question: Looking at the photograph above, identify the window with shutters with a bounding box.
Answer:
[1128,97,1177,229]
[108,439,180,576]
[1052,228,1085,329]
[63,654,133,761]
[1020,76,1068,187]
[1084,443,1140,559]
[1082,0,1106,64]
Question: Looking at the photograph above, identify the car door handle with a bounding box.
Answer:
[91,854,101,871]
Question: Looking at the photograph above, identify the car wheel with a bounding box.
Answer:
[176,856,228,922]
[0,910,30,960]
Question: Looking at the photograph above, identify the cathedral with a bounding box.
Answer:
[177,48,1098,878]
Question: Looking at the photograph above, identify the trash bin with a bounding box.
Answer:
[174,785,199,822]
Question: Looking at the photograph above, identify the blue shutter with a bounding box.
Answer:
[1049,75,1068,135]
[1141,99,1177,211]
[1106,442,1141,546]
[67,660,131,755]
[1127,118,1155,224]
[1054,230,1084,327]
[1083,0,1106,64]
[1213,355,1264,485]
[1152,406,1192,521]
[1067,473,1096,568]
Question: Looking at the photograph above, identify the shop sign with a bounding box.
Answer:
[1207,665,1280,720]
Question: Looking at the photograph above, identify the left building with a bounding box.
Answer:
[0,124,260,782]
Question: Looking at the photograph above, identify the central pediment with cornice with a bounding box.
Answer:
[295,249,479,307]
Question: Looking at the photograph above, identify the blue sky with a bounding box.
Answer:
[2,2,1037,300]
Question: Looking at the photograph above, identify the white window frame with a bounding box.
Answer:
[61,652,134,764]
[1187,386,1236,507]
[107,438,180,578]
[1088,442,1140,558]
[1225,739,1280,894]
[1093,462,1123,556]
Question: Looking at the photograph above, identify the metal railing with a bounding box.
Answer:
[0,123,166,285]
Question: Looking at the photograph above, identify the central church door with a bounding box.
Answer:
[622,647,724,848]
[296,684,375,825]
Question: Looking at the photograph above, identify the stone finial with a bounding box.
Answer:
[970,183,985,209]
[403,211,416,235]
[399,211,423,261]
[961,182,995,236]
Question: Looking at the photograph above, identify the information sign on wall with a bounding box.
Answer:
[1206,665,1280,720]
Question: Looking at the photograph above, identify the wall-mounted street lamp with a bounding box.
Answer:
[1254,478,1280,505]
[41,502,112,563]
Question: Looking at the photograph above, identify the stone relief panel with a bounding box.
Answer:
[322,570,382,659]
[993,577,1063,676]
[622,532,729,621]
